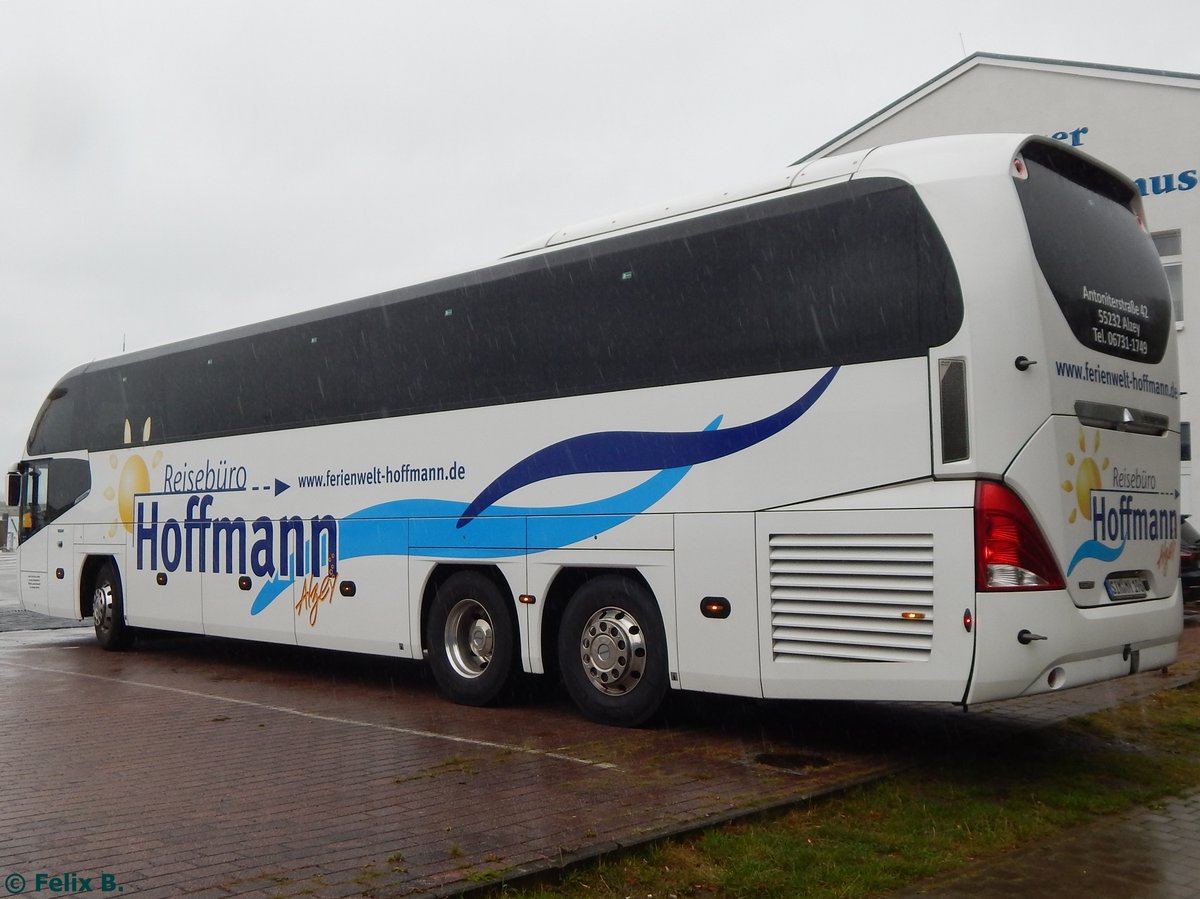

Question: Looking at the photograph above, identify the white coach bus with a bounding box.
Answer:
[8,134,1182,726]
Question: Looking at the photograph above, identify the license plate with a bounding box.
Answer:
[1105,576,1149,601]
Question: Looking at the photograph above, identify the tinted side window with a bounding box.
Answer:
[17,457,90,540]
[26,384,77,456]
[31,178,962,452]
[1015,142,1172,364]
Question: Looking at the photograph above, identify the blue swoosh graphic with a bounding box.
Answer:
[1066,539,1126,576]
[250,575,294,615]
[251,455,701,615]
[456,366,839,527]
[250,371,838,615]
[342,460,698,560]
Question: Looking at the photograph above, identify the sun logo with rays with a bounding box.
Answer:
[102,417,163,537]
[1062,428,1108,525]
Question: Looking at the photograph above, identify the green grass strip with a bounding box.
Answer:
[489,677,1200,899]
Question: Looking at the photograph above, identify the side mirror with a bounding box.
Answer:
[7,469,20,508]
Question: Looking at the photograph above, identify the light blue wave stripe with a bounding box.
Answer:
[250,449,705,616]
[340,461,697,560]
[1066,539,1126,576]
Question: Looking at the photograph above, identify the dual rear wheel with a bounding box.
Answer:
[91,562,668,725]
[426,571,517,707]
[426,571,668,727]
[557,575,668,727]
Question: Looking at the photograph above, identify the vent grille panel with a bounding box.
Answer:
[769,533,934,663]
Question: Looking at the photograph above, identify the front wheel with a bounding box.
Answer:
[558,575,668,727]
[93,562,133,651]
[426,571,518,706]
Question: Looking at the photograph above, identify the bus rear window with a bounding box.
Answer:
[1014,141,1172,365]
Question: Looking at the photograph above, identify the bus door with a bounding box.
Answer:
[46,521,75,618]
[14,458,91,617]
[14,461,49,615]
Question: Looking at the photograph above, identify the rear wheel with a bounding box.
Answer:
[558,575,668,727]
[426,571,518,706]
[93,562,133,651]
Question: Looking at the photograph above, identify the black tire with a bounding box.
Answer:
[557,575,668,727]
[93,562,133,651]
[425,570,518,706]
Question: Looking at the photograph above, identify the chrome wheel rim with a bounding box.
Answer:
[93,580,113,635]
[444,598,494,679]
[578,606,646,695]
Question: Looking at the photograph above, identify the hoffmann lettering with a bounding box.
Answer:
[1091,493,1177,544]
[136,494,338,578]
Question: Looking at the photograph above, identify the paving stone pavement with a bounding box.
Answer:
[0,627,900,899]
[2,543,1198,899]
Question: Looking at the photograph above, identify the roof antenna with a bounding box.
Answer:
[959,32,967,57]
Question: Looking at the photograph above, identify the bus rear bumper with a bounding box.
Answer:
[964,585,1184,705]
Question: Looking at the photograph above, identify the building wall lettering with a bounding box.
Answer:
[1135,170,1199,197]
[1050,126,1090,147]
[1045,124,1196,200]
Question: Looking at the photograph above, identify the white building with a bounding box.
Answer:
[802,52,1199,513]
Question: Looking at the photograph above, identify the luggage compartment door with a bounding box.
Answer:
[758,506,975,702]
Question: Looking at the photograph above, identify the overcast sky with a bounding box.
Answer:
[3,0,1198,464]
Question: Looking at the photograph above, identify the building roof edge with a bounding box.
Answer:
[794,51,1200,164]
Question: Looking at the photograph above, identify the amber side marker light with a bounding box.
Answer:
[156,573,168,586]
[701,597,731,619]
[901,611,925,620]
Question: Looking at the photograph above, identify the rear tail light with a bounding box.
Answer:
[975,481,1065,591]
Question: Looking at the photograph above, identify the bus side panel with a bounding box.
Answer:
[124,493,204,634]
[45,523,76,617]
[524,549,677,681]
[294,555,409,656]
[409,555,529,663]
[673,512,761,697]
[203,570,297,645]
[17,528,49,616]
[524,514,674,674]
[756,507,975,702]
